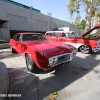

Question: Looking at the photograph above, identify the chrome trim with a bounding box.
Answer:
[48,53,72,67]
[92,44,100,52]
[72,49,77,56]
[98,39,100,44]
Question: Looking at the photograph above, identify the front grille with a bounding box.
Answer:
[58,55,65,60]
[58,54,70,61]
[65,54,70,60]
[49,53,72,67]
[97,44,100,48]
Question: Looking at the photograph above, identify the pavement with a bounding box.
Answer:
[0,48,100,100]
[0,62,9,100]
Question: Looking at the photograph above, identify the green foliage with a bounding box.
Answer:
[74,15,81,25]
[67,0,100,31]
[75,19,86,30]
[67,0,75,16]
[83,0,88,4]
[80,19,86,30]
[67,0,80,16]
[84,34,100,39]
[84,34,96,39]
[0,40,9,44]
[76,23,81,30]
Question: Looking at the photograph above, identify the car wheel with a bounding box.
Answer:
[10,46,16,53]
[80,45,91,54]
[25,54,38,73]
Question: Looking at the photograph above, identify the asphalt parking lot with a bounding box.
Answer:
[0,49,100,100]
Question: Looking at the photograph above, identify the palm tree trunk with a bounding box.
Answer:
[94,11,100,37]
[95,14,98,26]
[85,1,92,32]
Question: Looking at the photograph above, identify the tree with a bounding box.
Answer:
[67,0,100,32]
[85,0,92,31]
[91,1,100,26]
[75,19,86,31]
[80,19,86,30]
[67,0,80,23]
[74,15,81,25]
[91,2,100,36]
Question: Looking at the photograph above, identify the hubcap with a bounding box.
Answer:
[10,47,12,52]
[26,57,32,70]
[81,45,89,53]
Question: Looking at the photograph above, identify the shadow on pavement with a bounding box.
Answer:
[0,52,20,60]
[6,51,100,100]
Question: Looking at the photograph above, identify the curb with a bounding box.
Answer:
[0,43,10,49]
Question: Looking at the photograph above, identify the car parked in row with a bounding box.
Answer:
[45,25,100,54]
[10,33,77,72]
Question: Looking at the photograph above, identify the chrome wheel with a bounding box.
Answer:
[25,54,38,73]
[26,56,32,70]
[80,45,91,54]
[10,46,16,53]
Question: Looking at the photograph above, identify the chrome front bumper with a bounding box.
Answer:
[92,44,100,53]
[49,53,73,67]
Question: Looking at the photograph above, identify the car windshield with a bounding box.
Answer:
[70,32,79,38]
[22,34,47,41]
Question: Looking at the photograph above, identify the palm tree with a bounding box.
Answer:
[67,0,100,32]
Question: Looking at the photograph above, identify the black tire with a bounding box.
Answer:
[10,46,16,53]
[25,54,38,73]
[80,45,92,54]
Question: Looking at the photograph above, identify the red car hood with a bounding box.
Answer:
[24,40,73,57]
[80,25,100,37]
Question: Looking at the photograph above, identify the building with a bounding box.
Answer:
[0,0,76,40]
[58,27,81,34]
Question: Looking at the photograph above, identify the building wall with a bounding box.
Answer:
[69,27,81,34]
[59,27,81,34]
[0,29,1,39]
[0,28,10,39]
[0,0,75,33]
[0,1,33,31]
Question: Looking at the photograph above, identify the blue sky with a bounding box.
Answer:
[14,0,85,22]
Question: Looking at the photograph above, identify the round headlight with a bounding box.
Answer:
[49,58,53,63]
[53,57,58,62]
[72,50,77,55]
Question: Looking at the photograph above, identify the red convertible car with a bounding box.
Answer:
[45,25,100,54]
[10,33,77,72]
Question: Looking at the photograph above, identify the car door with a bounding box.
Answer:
[52,32,61,42]
[56,32,62,42]
[10,34,17,49]
[61,33,69,42]
[13,34,22,54]
[66,32,80,48]
[45,33,53,41]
